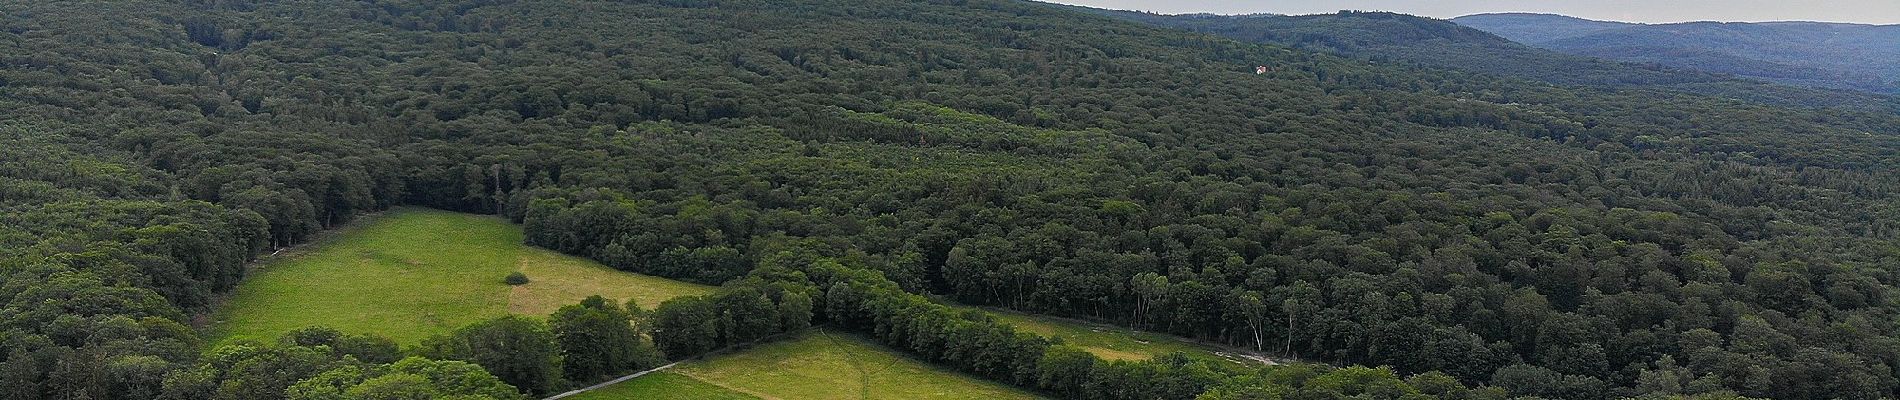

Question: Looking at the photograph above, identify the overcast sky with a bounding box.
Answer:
[1046,1,1900,24]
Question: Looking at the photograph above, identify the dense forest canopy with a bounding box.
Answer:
[6,0,1900,399]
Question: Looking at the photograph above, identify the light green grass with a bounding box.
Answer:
[507,248,715,317]
[563,372,758,400]
[588,329,1043,400]
[976,307,1273,366]
[208,208,713,346]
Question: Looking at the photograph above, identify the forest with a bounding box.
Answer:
[6,0,1900,399]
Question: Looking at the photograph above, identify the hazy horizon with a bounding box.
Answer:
[1046,0,1900,25]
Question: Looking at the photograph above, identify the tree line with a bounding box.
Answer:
[122,294,665,399]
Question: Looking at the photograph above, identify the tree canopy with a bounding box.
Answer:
[5,0,1900,399]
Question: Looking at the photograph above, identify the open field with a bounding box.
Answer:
[507,248,714,316]
[571,329,1044,400]
[562,371,758,400]
[976,307,1278,366]
[207,208,713,346]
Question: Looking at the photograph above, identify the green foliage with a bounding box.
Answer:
[549,296,662,382]
[651,297,720,358]
[418,316,567,397]
[1,348,42,400]
[648,273,816,359]
[1036,346,1098,397]
[198,344,347,400]
[284,357,525,400]
[279,327,402,365]
[1199,364,1513,400]
[156,329,520,400]
[1490,363,1605,399]
[505,272,530,286]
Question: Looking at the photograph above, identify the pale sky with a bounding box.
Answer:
[1046,1,1900,24]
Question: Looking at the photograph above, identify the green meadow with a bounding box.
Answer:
[570,329,1043,400]
[207,208,713,346]
[561,372,759,400]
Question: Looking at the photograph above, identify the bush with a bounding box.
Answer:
[505,272,530,285]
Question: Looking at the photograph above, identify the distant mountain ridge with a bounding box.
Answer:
[1054,5,1895,110]
[1454,13,1900,94]
[1058,7,1714,87]
[1447,13,1632,44]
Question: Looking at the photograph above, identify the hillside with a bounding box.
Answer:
[1074,9,1723,85]
[1456,13,1900,93]
[6,0,1900,399]
[1447,13,1633,44]
[1067,6,1897,110]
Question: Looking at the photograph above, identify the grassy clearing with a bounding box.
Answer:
[506,248,714,316]
[563,372,758,400]
[208,208,713,346]
[586,329,1043,400]
[977,307,1275,366]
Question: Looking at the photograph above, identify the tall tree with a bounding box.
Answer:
[548,296,660,382]
[418,316,566,396]
[651,297,720,359]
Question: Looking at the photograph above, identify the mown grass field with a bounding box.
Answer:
[207,208,713,346]
[563,372,759,400]
[571,329,1043,400]
[977,307,1277,366]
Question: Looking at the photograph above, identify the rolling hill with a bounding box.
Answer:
[1455,13,1900,93]
[1065,5,1897,110]
[1445,13,1633,44]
